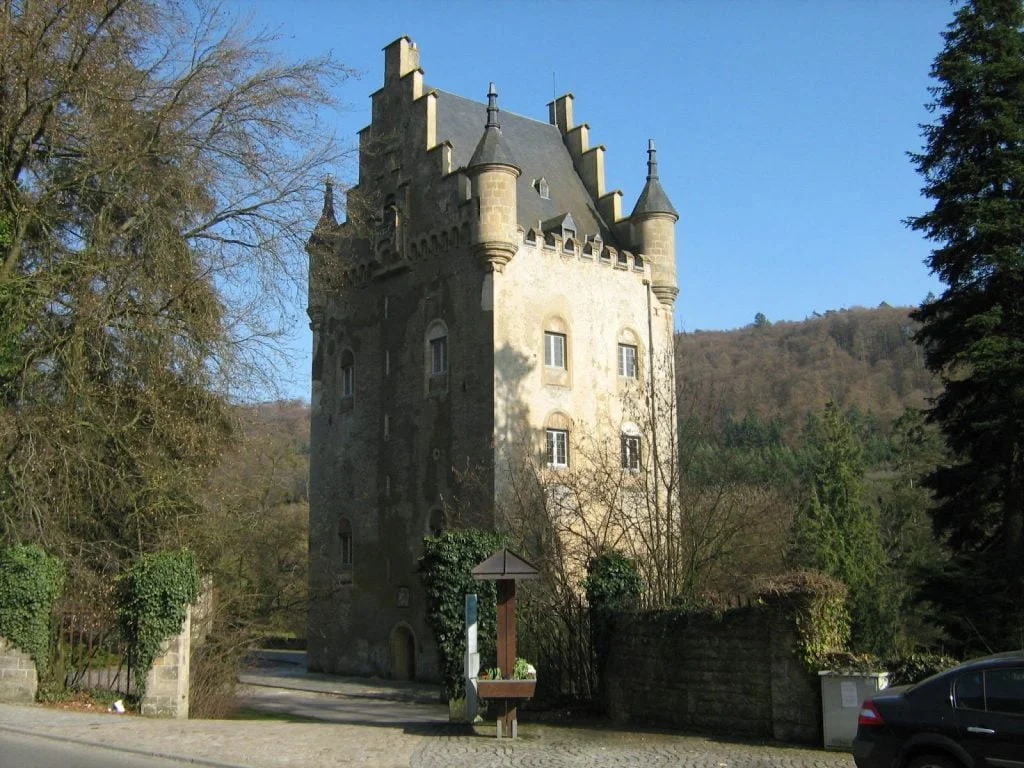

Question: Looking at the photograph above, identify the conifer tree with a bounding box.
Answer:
[908,0,1024,651]
[790,403,896,654]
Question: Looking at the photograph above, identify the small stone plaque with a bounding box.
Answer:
[397,586,410,607]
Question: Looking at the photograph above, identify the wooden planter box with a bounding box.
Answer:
[476,678,536,699]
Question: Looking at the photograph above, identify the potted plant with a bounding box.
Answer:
[476,658,537,700]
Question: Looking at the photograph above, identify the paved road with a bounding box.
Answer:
[0,655,857,768]
[0,730,192,768]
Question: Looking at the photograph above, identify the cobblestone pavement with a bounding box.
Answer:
[0,655,858,768]
[412,723,856,768]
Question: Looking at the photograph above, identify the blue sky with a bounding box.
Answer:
[240,0,955,400]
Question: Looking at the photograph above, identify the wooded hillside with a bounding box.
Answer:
[675,305,938,439]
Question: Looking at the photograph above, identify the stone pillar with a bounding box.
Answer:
[0,636,37,703]
[141,605,191,718]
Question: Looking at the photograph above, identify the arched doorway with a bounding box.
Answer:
[390,624,416,681]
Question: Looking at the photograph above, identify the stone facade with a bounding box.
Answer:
[603,607,822,744]
[141,605,191,718]
[0,636,37,703]
[306,37,679,681]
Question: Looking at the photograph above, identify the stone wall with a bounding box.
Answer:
[141,605,191,718]
[0,636,37,703]
[604,606,821,744]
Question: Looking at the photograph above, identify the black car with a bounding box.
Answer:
[852,651,1024,768]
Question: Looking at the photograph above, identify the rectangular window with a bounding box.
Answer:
[621,434,641,471]
[544,332,566,369]
[340,533,353,568]
[618,344,638,378]
[546,429,569,468]
[430,336,447,375]
[342,363,354,397]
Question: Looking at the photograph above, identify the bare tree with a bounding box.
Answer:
[0,0,351,572]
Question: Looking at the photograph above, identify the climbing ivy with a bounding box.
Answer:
[117,549,199,696]
[419,529,506,700]
[756,570,850,670]
[0,544,66,679]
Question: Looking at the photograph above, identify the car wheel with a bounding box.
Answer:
[906,755,958,768]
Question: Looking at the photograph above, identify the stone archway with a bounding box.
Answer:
[390,624,416,681]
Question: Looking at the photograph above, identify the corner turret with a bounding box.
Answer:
[467,83,521,272]
[630,141,678,306]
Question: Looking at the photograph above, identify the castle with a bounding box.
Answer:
[306,36,679,680]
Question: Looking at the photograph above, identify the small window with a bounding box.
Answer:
[546,428,568,468]
[341,350,354,397]
[338,518,353,569]
[618,344,638,378]
[430,336,447,375]
[621,434,641,471]
[544,332,566,369]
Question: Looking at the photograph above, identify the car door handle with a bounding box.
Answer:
[967,726,995,734]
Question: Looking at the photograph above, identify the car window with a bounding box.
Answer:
[985,669,1024,716]
[954,671,985,711]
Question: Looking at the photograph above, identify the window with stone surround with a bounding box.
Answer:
[544,332,566,369]
[425,320,448,395]
[542,316,571,388]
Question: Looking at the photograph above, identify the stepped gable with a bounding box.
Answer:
[434,90,619,247]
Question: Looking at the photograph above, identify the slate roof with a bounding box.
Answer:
[434,90,619,246]
[631,142,678,218]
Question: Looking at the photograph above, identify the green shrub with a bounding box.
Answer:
[117,549,199,696]
[0,544,65,678]
[419,529,506,700]
[884,653,958,686]
[756,570,850,669]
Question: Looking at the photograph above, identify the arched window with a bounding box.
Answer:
[338,517,353,569]
[340,349,354,398]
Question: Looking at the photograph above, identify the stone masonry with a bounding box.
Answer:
[306,36,680,682]
[141,604,191,718]
[604,606,822,744]
[0,636,37,703]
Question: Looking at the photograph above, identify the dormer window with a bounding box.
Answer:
[533,177,550,199]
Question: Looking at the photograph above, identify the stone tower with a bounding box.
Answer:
[306,37,679,680]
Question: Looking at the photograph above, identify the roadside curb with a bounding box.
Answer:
[0,724,250,768]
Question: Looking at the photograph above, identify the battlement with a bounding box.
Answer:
[521,227,647,276]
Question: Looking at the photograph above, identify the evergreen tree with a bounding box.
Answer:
[790,403,897,654]
[908,0,1024,652]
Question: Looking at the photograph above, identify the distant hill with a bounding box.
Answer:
[675,305,939,440]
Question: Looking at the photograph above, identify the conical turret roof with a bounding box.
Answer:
[631,140,677,219]
[315,176,338,230]
[468,83,519,171]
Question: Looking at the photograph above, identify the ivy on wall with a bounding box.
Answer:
[117,549,199,696]
[756,570,850,669]
[0,544,66,678]
[420,529,506,700]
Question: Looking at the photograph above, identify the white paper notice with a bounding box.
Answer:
[840,681,859,708]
